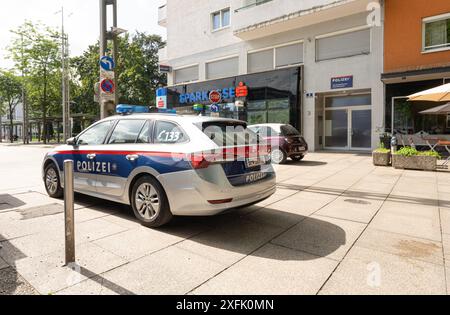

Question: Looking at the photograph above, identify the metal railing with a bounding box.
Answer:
[235,0,273,13]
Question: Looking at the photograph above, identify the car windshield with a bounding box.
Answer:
[199,121,260,147]
[280,125,301,136]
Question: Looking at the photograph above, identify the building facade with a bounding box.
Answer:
[382,0,450,141]
[158,0,385,151]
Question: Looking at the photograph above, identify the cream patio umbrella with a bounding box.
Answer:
[419,103,450,115]
[408,83,450,102]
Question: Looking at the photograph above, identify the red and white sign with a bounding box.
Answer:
[209,90,222,104]
[236,82,248,98]
[157,96,167,109]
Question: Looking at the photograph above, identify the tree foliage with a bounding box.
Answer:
[8,21,62,143]
[0,70,22,142]
[71,32,166,115]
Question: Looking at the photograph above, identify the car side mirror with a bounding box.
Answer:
[67,137,77,146]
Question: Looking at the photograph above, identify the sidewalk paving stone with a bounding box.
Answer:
[370,201,441,242]
[319,246,447,295]
[175,219,285,266]
[0,256,9,270]
[192,243,339,295]
[272,215,366,261]
[356,228,444,266]
[89,246,226,295]
[93,224,206,262]
[315,195,384,224]
[14,242,127,294]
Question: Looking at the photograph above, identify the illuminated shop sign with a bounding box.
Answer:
[179,82,248,104]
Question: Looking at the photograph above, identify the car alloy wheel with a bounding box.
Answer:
[46,168,59,195]
[271,148,287,164]
[135,182,161,221]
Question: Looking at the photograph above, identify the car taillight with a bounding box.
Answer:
[189,145,271,169]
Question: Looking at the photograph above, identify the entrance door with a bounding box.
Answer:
[350,109,372,150]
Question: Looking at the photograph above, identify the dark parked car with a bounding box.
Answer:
[249,124,308,164]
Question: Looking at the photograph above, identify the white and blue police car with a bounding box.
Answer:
[42,106,276,227]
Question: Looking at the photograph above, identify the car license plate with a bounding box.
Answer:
[245,157,265,168]
[297,146,305,152]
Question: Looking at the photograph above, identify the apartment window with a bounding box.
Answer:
[275,43,303,68]
[212,8,230,31]
[316,28,371,61]
[423,14,450,52]
[174,65,199,84]
[248,49,274,73]
[206,57,239,80]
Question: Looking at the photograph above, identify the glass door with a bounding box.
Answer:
[350,109,372,150]
[325,109,349,149]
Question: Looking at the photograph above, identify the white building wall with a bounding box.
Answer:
[162,0,384,151]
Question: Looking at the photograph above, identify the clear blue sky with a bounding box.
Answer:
[0,0,167,68]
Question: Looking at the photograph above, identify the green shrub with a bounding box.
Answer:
[395,147,441,159]
[419,151,441,159]
[374,148,390,153]
[395,147,419,157]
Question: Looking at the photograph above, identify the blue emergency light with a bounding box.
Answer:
[116,104,150,115]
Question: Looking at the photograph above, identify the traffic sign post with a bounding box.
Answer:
[100,56,115,72]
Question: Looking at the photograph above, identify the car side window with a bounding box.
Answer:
[77,121,114,146]
[137,121,152,144]
[154,121,186,144]
[108,120,147,145]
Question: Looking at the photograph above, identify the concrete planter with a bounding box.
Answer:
[392,155,437,171]
[373,152,391,166]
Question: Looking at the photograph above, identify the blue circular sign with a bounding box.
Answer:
[210,104,220,113]
[100,56,115,72]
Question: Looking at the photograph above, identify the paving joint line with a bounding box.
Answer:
[316,168,405,295]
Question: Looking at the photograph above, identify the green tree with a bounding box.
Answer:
[0,70,22,143]
[8,21,62,143]
[71,32,166,114]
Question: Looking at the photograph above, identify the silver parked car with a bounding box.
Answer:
[42,114,276,227]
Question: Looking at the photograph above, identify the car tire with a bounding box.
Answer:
[271,148,288,164]
[131,175,173,228]
[44,163,64,199]
[291,155,305,162]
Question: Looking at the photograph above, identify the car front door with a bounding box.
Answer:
[72,120,115,193]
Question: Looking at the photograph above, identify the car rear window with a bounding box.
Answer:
[280,125,301,136]
[199,121,259,147]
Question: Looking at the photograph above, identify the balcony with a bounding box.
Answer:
[158,4,167,27]
[232,0,373,40]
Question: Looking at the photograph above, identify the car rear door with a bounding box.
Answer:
[95,119,152,198]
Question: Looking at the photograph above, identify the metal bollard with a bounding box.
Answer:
[64,160,75,265]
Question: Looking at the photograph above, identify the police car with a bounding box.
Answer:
[42,112,276,227]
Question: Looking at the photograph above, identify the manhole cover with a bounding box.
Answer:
[344,199,371,205]
[17,203,64,220]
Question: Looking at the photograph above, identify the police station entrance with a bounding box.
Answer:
[322,93,372,151]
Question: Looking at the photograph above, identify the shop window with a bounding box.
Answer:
[174,65,199,85]
[212,8,230,31]
[316,28,371,61]
[248,49,274,74]
[275,43,303,68]
[423,14,450,52]
[206,57,239,80]
[247,99,290,125]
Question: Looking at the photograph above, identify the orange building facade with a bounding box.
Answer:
[382,0,450,136]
